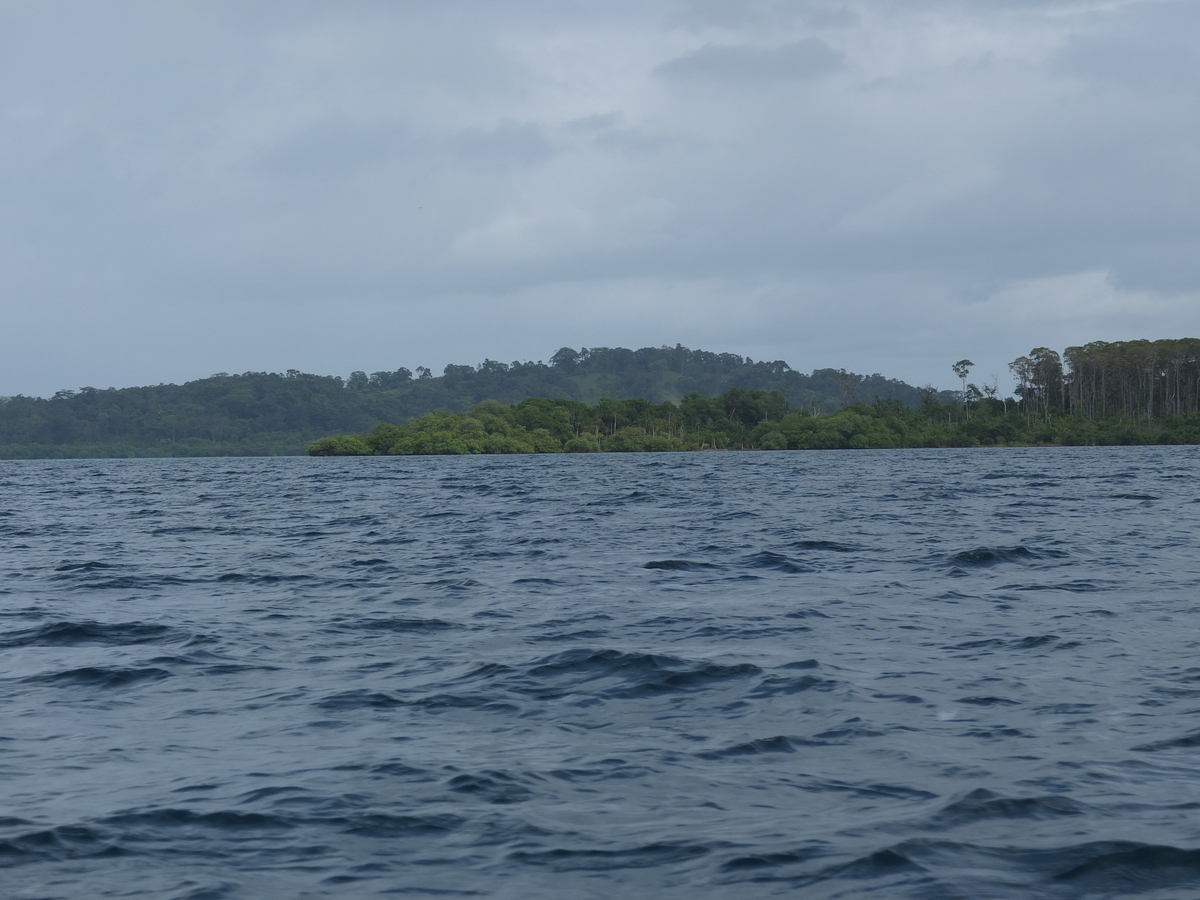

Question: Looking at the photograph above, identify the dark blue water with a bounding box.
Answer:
[4,449,1200,898]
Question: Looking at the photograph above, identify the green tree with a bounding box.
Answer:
[951,359,974,417]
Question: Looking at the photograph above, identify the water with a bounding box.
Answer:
[3,448,1200,899]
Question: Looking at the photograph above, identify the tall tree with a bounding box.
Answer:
[952,359,974,418]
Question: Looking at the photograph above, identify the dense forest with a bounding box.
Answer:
[0,345,950,458]
[1012,339,1200,421]
[5,339,1199,458]
[310,380,1200,457]
[308,338,1200,455]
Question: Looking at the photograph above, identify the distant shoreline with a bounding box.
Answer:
[306,389,1200,458]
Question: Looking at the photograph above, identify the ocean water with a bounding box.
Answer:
[3,448,1200,899]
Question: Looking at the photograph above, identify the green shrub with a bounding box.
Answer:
[307,435,374,456]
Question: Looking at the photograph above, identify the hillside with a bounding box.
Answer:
[0,345,951,458]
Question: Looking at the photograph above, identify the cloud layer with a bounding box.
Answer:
[1,0,1196,395]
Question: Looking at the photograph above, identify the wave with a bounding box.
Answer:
[698,735,816,758]
[641,559,720,571]
[0,824,124,863]
[508,841,710,872]
[519,648,762,700]
[947,635,1061,653]
[729,838,1200,894]
[349,617,462,632]
[924,789,1087,828]
[316,689,405,711]
[999,580,1111,593]
[788,540,860,553]
[0,620,183,648]
[1133,729,1200,751]
[53,560,115,572]
[946,545,1068,568]
[1051,842,1200,890]
[740,551,814,574]
[748,671,839,698]
[22,666,171,688]
[446,771,533,804]
[101,809,293,830]
[336,812,463,836]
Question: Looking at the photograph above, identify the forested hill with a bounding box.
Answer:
[0,345,951,458]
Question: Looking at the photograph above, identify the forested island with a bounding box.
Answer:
[0,345,949,458]
[310,339,1200,454]
[3,340,1199,458]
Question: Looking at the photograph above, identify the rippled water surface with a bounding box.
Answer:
[5,449,1200,898]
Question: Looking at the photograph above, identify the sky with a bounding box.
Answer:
[1,0,1197,397]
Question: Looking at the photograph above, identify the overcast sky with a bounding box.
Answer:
[1,0,1196,397]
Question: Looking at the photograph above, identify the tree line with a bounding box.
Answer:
[0,345,952,458]
[310,383,1200,457]
[1007,339,1200,422]
[7,339,1199,458]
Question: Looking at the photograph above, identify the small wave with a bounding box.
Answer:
[1001,580,1110,593]
[53,575,192,591]
[948,635,1060,653]
[812,722,885,743]
[520,648,761,699]
[366,761,432,779]
[215,573,314,584]
[721,843,829,871]
[1051,841,1200,891]
[316,689,405,711]
[871,692,924,703]
[201,662,281,675]
[508,841,709,871]
[410,693,518,712]
[102,808,293,830]
[821,847,927,880]
[947,545,1067,568]
[548,763,656,783]
[326,515,383,527]
[956,695,1019,706]
[641,559,719,571]
[446,771,533,804]
[584,491,654,507]
[1133,729,1200,752]
[366,535,417,546]
[0,620,181,648]
[789,540,859,552]
[741,551,814,574]
[951,638,1005,651]
[423,577,484,591]
[926,789,1086,828]
[23,666,171,688]
[53,560,116,572]
[352,617,461,632]
[0,824,123,862]
[960,727,1031,738]
[338,812,463,836]
[698,735,814,758]
[748,673,839,698]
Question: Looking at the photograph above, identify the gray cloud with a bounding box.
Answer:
[447,120,555,169]
[1052,3,1200,88]
[0,0,1196,398]
[655,38,843,82]
[259,118,415,179]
